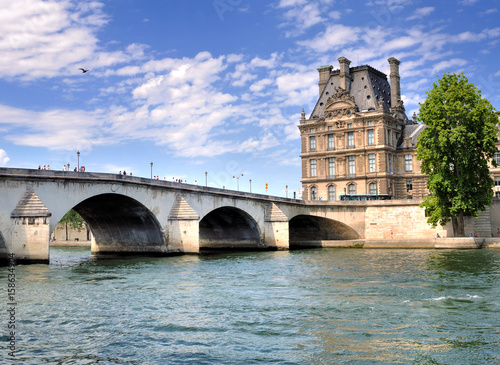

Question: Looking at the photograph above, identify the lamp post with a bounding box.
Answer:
[205,171,208,187]
[233,173,244,191]
[77,151,80,172]
[286,185,288,198]
[249,179,252,193]
[150,162,153,179]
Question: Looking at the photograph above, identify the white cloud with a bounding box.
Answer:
[0,104,108,151]
[406,7,435,20]
[460,0,479,5]
[277,0,335,37]
[431,58,467,74]
[0,149,9,165]
[298,24,361,53]
[0,0,144,80]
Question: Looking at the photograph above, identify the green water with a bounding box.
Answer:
[1,247,499,364]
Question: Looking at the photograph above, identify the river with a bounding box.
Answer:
[1,247,499,364]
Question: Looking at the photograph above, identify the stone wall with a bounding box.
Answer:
[365,204,447,240]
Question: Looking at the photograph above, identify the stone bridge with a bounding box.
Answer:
[0,168,377,264]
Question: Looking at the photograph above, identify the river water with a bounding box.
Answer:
[1,247,499,364]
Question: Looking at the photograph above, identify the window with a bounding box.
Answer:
[367,121,373,126]
[310,159,316,177]
[367,129,374,145]
[347,123,352,128]
[348,155,355,175]
[310,187,317,200]
[496,191,500,198]
[495,177,500,186]
[369,182,377,195]
[327,134,334,150]
[328,185,335,201]
[348,184,356,194]
[388,154,392,173]
[328,158,335,176]
[405,154,413,172]
[328,126,333,131]
[368,153,376,172]
[310,136,316,151]
[347,131,354,148]
[406,180,413,191]
[310,128,315,133]
[494,152,500,165]
[387,129,391,145]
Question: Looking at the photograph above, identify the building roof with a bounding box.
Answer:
[310,65,392,119]
[397,123,426,149]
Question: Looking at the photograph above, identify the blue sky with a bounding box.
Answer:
[0,0,499,197]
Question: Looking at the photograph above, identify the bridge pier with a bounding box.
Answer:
[167,196,200,253]
[264,203,289,250]
[10,189,51,264]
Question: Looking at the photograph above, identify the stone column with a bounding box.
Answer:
[317,65,333,96]
[338,57,352,93]
[388,57,401,108]
[10,189,51,264]
[264,203,289,250]
[167,195,200,254]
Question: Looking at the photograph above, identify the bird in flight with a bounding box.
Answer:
[79,68,89,73]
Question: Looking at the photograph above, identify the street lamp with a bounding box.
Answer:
[77,151,80,172]
[233,173,244,191]
[205,171,208,187]
[150,162,153,179]
[286,185,288,198]
[249,179,252,193]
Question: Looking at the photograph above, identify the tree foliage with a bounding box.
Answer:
[59,209,85,232]
[416,73,498,236]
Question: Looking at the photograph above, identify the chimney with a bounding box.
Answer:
[388,57,401,108]
[317,65,333,96]
[338,57,352,93]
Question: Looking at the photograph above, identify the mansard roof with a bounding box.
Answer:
[397,123,427,149]
[310,65,392,119]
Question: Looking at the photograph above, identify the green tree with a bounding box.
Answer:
[59,209,86,240]
[416,73,498,236]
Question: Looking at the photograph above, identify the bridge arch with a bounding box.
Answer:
[289,214,360,246]
[71,193,166,254]
[199,206,262,249]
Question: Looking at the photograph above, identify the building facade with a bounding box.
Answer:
[299,57,427,201]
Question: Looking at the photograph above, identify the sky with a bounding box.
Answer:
[0,0,499,197]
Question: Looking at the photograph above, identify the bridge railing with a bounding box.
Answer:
[0,167,304,204]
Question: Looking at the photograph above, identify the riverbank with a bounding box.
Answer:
[48,238,500,249]
[50,240,91,247]
[297,237,500,249]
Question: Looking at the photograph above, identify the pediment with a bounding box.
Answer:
[324,87,358,114]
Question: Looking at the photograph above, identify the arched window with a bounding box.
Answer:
[328,185,335,201]
[369,182,377,195]
[348,184,356,195]
[310,186,317,200]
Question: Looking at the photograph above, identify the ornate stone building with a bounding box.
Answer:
[299,57,427,201]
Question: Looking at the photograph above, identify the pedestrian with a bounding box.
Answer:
[38,165,41,169]
[119,171,122,175]
[123,170,126,175]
